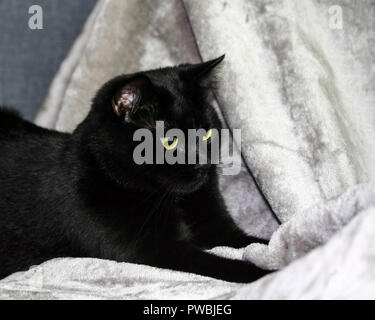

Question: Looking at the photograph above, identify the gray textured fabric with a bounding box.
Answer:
[245,180,375,270]
[184,0,375,222]
[0,0,97,120]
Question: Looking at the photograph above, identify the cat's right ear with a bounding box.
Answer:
[112,77,154,123]
[182,55,225,81]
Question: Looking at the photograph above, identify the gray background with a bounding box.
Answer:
[0,0,97,121]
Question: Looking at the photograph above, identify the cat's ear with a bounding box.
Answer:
[182,55,225,80]
[112,76,155,124]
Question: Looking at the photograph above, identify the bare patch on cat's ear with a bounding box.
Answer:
[112,77,151,122]
[112,77,156,128]
[112,85,140,121]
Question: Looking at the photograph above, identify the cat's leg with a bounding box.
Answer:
[74,211,270,283]
[78,224,270,283]
[150,242,271,283]
[190,210,268,249]
[182,181,268,249]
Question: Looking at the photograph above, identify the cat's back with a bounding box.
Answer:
[0,107,54,138]
[0,107,70,193]
[0,108,80,278]
[0,107,67,156]
[0,108,41,134]
[0,108,74,219]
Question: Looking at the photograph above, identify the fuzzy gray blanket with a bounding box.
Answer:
[1,0,375,299]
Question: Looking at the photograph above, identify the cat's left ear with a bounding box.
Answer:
[182,55,225,80]
[112,76,155,124]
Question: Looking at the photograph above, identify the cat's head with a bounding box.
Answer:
[79,56,225,194]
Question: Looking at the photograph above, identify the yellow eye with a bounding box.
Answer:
[202,129,212,141]
[161,137,178,150]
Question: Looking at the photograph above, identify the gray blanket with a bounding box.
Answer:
[1,0,375,299]
[1,181,374,299]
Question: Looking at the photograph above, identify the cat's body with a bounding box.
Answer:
[0,57,269,282]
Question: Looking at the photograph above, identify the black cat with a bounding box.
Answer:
[0,56,270,282]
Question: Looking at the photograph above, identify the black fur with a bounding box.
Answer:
[0,57,269,282]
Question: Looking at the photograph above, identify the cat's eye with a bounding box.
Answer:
[161,137,178,150]
[202,129,212,141]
